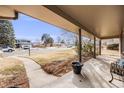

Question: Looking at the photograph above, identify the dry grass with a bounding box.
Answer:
[0,57,29,88]
[29,49,77,65]
[0,58,25,75]
[29,49,77,76]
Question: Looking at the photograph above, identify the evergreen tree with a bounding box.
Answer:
[0,20,15,47]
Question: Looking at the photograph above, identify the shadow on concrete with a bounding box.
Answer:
[72,72,94,88]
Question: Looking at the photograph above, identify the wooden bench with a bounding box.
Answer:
[109,62,124,83]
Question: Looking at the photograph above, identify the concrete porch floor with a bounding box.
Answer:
[43,55,124,88]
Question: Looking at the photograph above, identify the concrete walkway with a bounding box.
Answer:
[11,56,58,88]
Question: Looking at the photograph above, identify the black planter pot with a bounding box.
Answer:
[72,62,83,74]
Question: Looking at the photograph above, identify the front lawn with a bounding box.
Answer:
[0,57,29,88]
[29,49,77,65]
[29,49,77,76]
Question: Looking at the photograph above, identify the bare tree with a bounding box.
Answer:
[41,33,54,47]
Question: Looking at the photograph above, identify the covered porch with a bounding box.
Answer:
[0,5,124,88]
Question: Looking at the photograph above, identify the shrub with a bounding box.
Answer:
[82,43,94,57]
[75,42,94,57]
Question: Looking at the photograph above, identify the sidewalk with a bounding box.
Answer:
[12,56,58,88]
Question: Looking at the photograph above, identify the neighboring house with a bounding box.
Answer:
[102,39,119,49]
[53,42,67,48]
[102,39,119,45]
[32,41,44,48]
[15,39,32,48]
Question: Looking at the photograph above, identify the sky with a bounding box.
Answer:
[11,14,71,42]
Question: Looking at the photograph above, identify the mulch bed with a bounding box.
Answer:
[0,71,29,88]
[41,55,92,77]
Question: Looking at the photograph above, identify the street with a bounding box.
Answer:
[2,47,72,57]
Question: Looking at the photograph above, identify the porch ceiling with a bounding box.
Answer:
[45,5,124,39]
[1,5,124,39]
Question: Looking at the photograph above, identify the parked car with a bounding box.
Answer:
[0,46,15,52]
